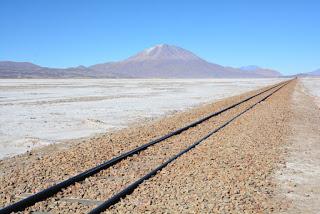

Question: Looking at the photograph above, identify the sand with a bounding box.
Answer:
[274,81,320,213]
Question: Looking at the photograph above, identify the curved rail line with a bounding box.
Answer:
[88,80,292,214]
[0,80,291,214]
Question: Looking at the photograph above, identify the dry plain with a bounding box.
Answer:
[0,78,319,213]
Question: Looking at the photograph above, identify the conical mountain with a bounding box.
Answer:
[90,44,244,78]
[125,44,202,61]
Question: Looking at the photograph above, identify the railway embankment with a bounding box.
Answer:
[3,79,319,213]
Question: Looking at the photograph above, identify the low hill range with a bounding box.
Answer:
[295,68,320,77]
[0,44,284,78]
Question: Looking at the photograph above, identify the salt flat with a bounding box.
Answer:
[301,78,320,107]
[0,78,284,159]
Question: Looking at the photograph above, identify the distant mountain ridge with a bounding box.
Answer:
[239,65,282,77]
[293,68,320,77]
[308,69,320,76]
[0,61,106,78]
[90,44,283,78]
[0,44,283,78]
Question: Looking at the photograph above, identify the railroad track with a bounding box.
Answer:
[0,79,292,214]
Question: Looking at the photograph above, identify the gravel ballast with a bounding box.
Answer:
[0,80,297,213]
[103,80,296,213]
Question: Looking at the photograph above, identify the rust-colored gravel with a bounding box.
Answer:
[0,80,295,213]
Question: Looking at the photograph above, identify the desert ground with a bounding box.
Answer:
[0,78,319,213]
[0,78,283,159]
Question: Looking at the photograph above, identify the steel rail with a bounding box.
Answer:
[88,80,292,214]
[0,80,290,214]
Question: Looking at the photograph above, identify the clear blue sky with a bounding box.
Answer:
[1,0,319,75]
